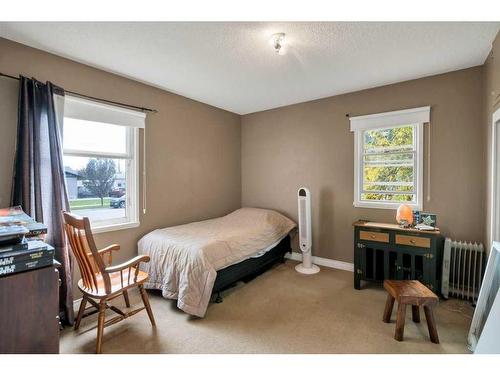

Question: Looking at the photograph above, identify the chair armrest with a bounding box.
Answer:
[98,244,121,254]
[87,244,121,267]
[104,255,150,274]
[87,244,120,257]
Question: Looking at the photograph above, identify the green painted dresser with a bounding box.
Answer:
[353,221,444,293]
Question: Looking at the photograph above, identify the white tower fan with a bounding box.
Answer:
[295,187,320,274]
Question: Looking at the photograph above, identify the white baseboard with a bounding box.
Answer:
[73,297,83,312]
[285,252,354,272]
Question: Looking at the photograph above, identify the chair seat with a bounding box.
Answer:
[383,280,438,306]
[78,267,149,298]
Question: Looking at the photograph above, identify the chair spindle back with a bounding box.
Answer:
[62,211,111,293]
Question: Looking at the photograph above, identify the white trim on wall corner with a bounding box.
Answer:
[285,252,354,272]
[490,107,500,247]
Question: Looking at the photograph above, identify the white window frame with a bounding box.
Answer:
[350,107,429,210]
[62,95,144,233]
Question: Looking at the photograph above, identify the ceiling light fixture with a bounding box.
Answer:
[270,33,286,55]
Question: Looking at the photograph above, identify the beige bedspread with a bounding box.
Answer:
[137,207,296,317]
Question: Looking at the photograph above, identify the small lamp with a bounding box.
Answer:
[396,204,413,227]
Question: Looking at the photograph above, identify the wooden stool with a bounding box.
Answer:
[383,280,439,344]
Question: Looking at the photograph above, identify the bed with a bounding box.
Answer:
[137,207,296,317]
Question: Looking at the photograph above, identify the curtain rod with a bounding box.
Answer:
[0,72,158,114]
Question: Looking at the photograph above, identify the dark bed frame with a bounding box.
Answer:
[211,235,292,302]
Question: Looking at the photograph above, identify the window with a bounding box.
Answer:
[350,107,429,210]
[62,96,145,232]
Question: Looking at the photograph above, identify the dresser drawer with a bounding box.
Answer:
[359,230,389,243]
[395,234,430,248]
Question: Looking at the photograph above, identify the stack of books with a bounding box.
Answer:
[0,206,53,277]
[0,206,48,240]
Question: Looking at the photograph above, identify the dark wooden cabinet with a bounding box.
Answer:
[0,263,60,353]
[353,221,443,293]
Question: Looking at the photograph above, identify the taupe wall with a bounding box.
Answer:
[0,35,494,290]
[0,38,242,296]
[484,31,500,250]
[242,67,485,263]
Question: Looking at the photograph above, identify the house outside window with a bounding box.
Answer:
[62,95,145,233]
[350,107,430,210]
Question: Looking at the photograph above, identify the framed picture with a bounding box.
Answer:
[419,212,437,227]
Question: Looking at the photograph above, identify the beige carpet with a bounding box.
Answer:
[61,261,473,354]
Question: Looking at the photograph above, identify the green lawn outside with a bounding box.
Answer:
[69,197,112,210]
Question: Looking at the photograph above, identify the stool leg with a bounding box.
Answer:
[395,303,407,341]
[383,294,395,323]
[411,305,420,323]
[424,306,439,344]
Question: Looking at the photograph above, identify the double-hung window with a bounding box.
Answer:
[350,107,430,210]
[62,95,145,232]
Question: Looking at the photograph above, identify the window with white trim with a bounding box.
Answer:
[62,96,145,232]
[350,107,429,210]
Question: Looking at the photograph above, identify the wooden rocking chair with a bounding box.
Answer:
[62,211,156,354]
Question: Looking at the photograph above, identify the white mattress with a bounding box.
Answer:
[138,207,296,317]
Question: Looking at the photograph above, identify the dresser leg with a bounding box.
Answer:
[354,275,361,290]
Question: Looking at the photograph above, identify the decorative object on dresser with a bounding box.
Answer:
[353,221,443,293]
[419,212,437,227]
[396,204,413,227]
[0,261,60,353]
[441,238,485,302]
[383,280,439,343]
[62,211,156,354]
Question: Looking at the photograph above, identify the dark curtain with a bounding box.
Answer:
[11,76,74,325]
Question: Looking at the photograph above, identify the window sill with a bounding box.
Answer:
[353,201,422,210]
[91,221,140,234]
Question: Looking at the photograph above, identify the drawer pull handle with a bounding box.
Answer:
[371,235,376,239]
[410,239,416,244]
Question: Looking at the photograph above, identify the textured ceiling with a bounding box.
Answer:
[0,22,498,114]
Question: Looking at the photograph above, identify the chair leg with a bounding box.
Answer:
[123,290,131,308]
[138,284,156,326]
[395,303,407,341]
[424,306,440,344]
[383,294,395,323]
[96,299,106,354]
[412,305,421,323]
[74,295,88,330]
